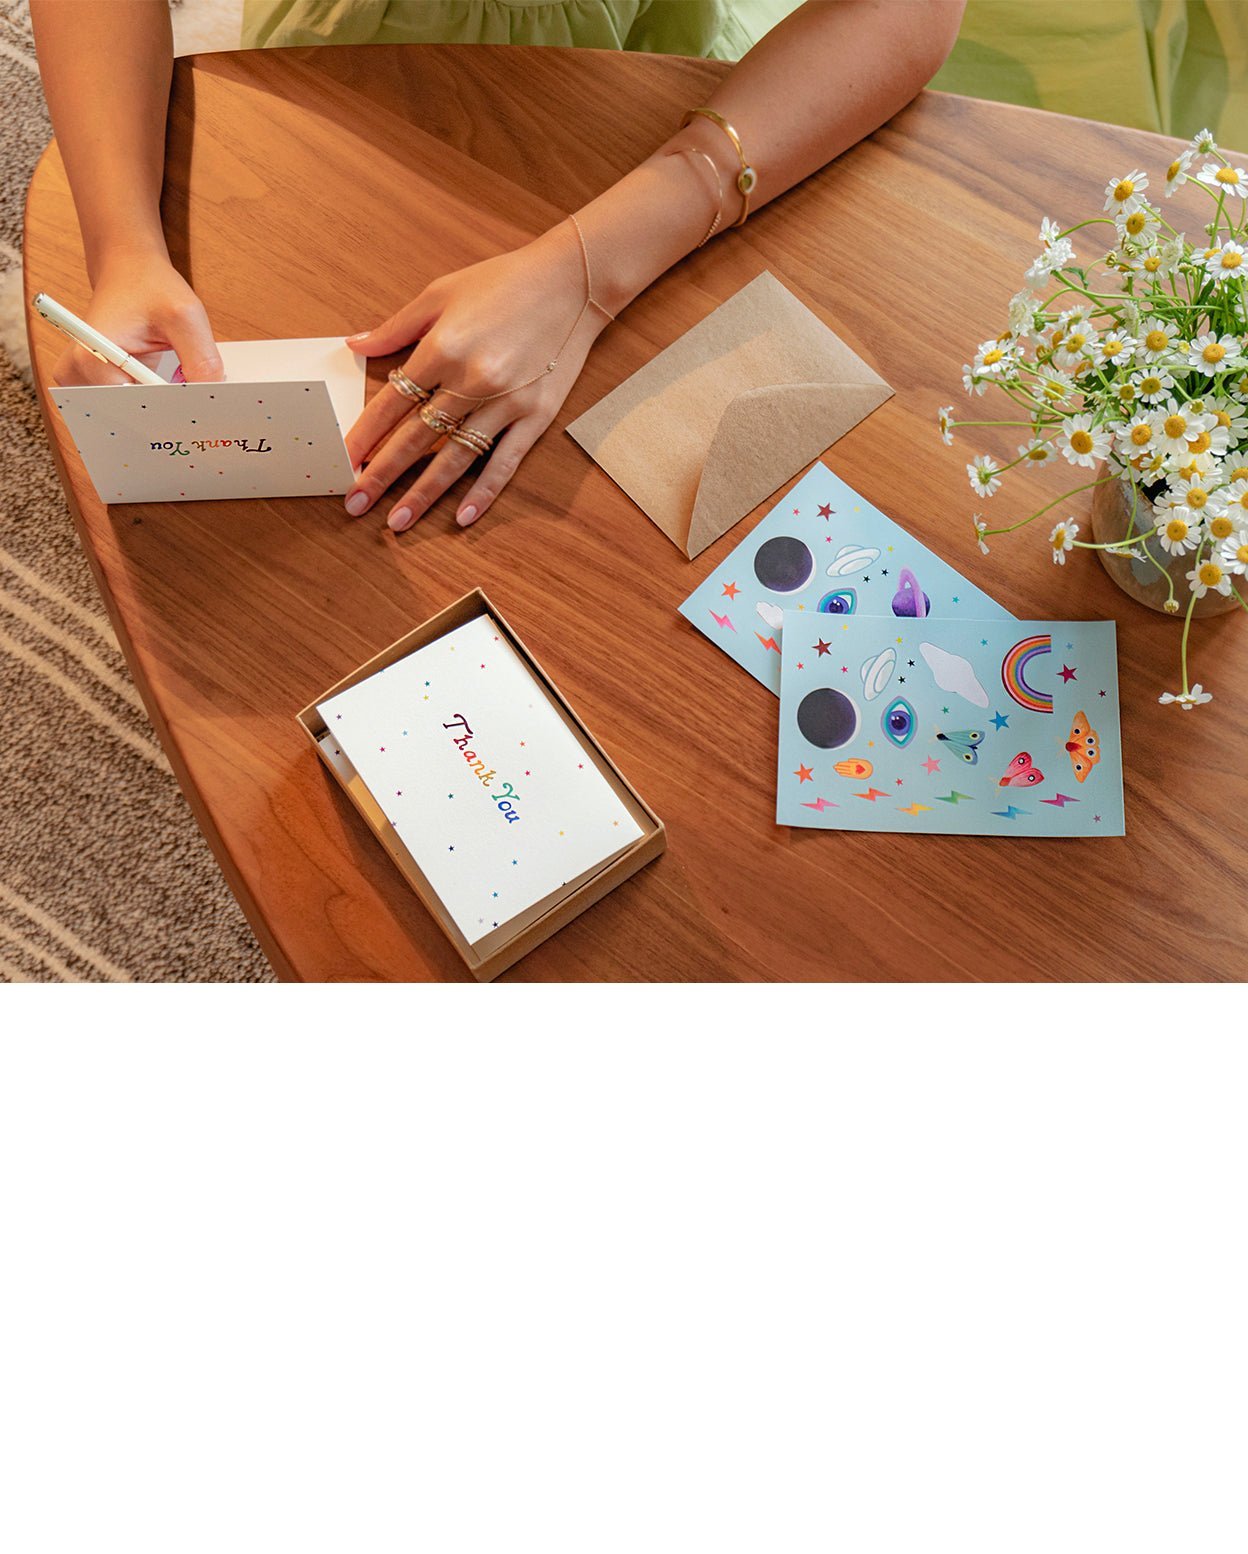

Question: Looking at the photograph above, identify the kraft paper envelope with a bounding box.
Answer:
[50,337,365,504]
[567,271,894,559]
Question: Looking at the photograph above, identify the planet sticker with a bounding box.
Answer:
[754,535,815,594]
[796,687,860,749]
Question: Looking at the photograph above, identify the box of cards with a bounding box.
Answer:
[297,589,665,980]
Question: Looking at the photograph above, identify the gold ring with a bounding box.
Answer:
[388,367,433,404]
[449,425,494,456]
[419,404,465,437]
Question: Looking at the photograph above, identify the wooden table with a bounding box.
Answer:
[25,45,1247,982]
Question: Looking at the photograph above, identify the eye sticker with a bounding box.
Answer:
[817,588,857,615]
[881,696,916,748]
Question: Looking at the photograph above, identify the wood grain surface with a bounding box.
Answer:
[23,44,1248,982]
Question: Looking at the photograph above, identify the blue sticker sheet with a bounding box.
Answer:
[678,463,1012,695]
[776,615,1124,837]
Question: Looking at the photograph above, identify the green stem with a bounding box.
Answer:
[978,472,1119,536]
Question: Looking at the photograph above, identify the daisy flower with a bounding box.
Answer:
[972,339,1015,377]
[1115,411,1160,460]
[1159,684,1213,709]
[1186,332,1246,375]
[975,518,990,555]
[1196,160,1248,200]
[1025,237,1074,287]
[1017,436,1055,467]
[1057,412,1110,467]
[1104,169,1148,214]
[967,455,1002,497]
[1007,289,1043,339]
[1218,527,1248,574]
[1192,128,1218,154]
[1184,415,1231,463]
[1032,363,1076,407]
[1131,366,1176,404]
[1203,240,1246,284]
[1213,477,1248,525]
[937,405,955,445]
[1038,216,1064,247]
[1155,401,1208,459]
[1092,331,1136,368]
[1207,395,1248,440]
[1053,325,1095,372]
[1115,203,1160,245]
[1205,509,1237,546]
[1155,508,1201,556]
[1164,149,1194,196]
[1049,518,1079,563]
[1137,320,1180,363]
[961,363,987,397]
[1167,474,1217,521]
[1188,557,1233,598]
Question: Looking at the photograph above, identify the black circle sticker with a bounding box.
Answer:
[753,535,814,594]
[796,688,859,749]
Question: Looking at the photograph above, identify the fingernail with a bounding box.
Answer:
[345,490,370,516]
[345,332,369,344]
[389,506,414,532]
[457,505,478,528]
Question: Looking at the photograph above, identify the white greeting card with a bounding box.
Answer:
[317,615,644,946]
[50,337,365,503]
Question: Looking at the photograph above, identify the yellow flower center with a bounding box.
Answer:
[1164,414,1188,438]
[1238,544,1248,564]
[1143,255,1162,272]
[1125,212,1147,235]
[1222,251,1244,270]
[1140,375,1162,395]
[1202,342,1227,363]
[1130,424,1153,445]
[1114,179,1135,201]
[1230,466,1248,483]
[1070,429,1094,454]
[1117,384,1136,403]
[1186,487,1209,508]
[1189,431,1213,454]
[1214,410,1231,427]
[1145,329,1169,352]
[1167,159,1183,181]
[1237,491,1248,510]
[1026,446,1048,460]
[1166,517,1189,541]
[1066,332,1087,352]
[1043,381,1063,400]
[1209,515,1233,538]
[1198,561,1223,587]
[982,348,1004,365]
[1052,528,1067,548]
[1216,166,1241,185]
[1103,339,1123,355]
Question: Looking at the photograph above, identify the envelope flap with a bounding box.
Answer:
[686,379,892,559]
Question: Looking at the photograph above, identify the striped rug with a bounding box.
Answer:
[0,0,272,982]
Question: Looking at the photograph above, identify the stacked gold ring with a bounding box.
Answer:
[418,404,465,437]
[449,425,494,457]
[388,367,433,404]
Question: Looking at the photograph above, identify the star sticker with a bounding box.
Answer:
[1059,664,1077,682]
[841,665,848,673]
[897,636,904,645]
[881,568,889,577]
[1094,814,1102,822]
[907,660,915,668]
[818,503,833,518]
[1066,642,1074,651]
[793,507,800,514]
[941,706,950,714]
[1098,689,1107,697]
[862,575,871,583]
[980,638,988,647]
[796,662,804,670]
[795,764,814,783]
[895,777,904,786]
[721,581,740,599]
[814,638,832,656]
[922,756,941,774]
[952,595,960,604]
[991,711,1010,731]
[898,676,906,684]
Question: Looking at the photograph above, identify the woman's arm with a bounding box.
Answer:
[346,0,966,532]
[29,0,223,383]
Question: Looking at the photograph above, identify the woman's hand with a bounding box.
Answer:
[51,249,223,386]
[343,221,609,532]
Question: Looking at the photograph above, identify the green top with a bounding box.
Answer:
[240,0,797,61]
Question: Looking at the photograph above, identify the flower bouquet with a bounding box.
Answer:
[942,127,1248,712]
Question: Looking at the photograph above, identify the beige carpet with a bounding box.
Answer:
[0,0,272,982]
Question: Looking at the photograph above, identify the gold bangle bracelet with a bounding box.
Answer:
[665,147,723,248]
[680,106,757,228]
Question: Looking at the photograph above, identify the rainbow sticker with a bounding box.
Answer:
[1001,634,1053,714]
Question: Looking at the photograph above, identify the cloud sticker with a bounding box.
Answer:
[919,642,990,708]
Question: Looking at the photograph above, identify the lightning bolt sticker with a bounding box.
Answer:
[800,796,839,811]
[992,805,1029,819]
[1040,792,1080,807]
[755,633,781,653]
[709,610,736,632]
[856,787,888,801]
[934,790,973,804]
[897,803,933,816]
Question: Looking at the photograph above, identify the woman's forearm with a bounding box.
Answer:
[578,0,966,315]
[30,0,176,282]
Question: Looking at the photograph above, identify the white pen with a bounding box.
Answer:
[33,291,170,387]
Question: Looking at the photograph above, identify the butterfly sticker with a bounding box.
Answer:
[936,728,985,765]
[1065,711,1101,782]
[999,752,1044,787]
